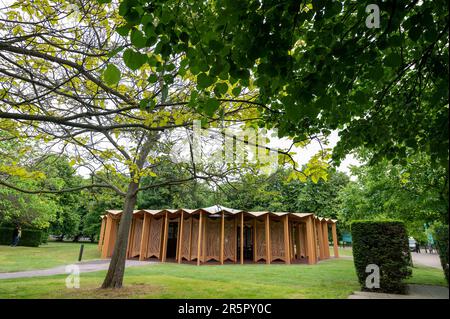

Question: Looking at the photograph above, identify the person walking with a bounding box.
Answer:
[10,226,21,247]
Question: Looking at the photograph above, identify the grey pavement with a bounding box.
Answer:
[348,284,449,299]
[0,259,156,280]
[411,252,442,269]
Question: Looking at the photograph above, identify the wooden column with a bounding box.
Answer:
[240,212,244,264]
[220,212,225,264]
[253,217,257,262]
[126,217,135,258]
[178,211,185,264]
[283,215,290,264]
[331,222,339,257]
[139,213,151,261]
[98,217,106,251]
[316,219,324,260]
[323,221,330,258]
[161,212,169,262]
[101,214,113,259]
[202,214,206,263]
[188,215,193,260]
[265,214,271,264]
[305,216,317,264]
[197,212,203,266]
[233,215,237,262]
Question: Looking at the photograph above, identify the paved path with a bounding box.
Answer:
[348,284,449,299]
[411,252,442,269]
[0,259,156,280]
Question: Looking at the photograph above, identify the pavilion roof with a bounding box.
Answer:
[104,205,335,222]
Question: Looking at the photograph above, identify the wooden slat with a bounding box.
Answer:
[220,212,225,264]
[331,223,339,257]
[197,212,203,266]
[178,211,184,263]
[98,217,106,251]
[240,212,244,264]
[283,215,290,264]
[139,213,150,261]
[265,214,271,264]
[101,215,112,259]
[161,212,169,262]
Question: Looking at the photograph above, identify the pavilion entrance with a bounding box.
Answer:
[166,221,178,259]
[237,225,254,261]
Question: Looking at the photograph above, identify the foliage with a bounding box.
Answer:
[351,220,412,293]
[434,225,449,285]
[0,227,14,245]
[0,227,43,247]
[114,0,449,169]
[338,153,448,235]
[17,229,43,247]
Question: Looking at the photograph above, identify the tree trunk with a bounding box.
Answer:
[101,181,139,289]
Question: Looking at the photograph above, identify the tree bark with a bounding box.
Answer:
[100,132,156,289]
[101,181,139,289]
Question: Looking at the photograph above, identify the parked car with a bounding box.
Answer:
[408,237,417,251]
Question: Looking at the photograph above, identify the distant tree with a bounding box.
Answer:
[337,153,448,234]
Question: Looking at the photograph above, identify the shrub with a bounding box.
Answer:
[434,225,449,285]
[351,220,412,294]
[18,229,43,247]
[0,227,14,245]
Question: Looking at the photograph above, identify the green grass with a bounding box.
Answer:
[0,242,100,272]
[406,265,448,286]
[0,258,446,299]
[330,246,353,257]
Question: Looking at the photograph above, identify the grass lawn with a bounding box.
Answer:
[0,258,446,299]
[0,242,100,272]
[330,246,353,257]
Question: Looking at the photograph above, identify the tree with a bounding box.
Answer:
[1,0,320,288]
[115,0,448,168]
[337,152,448,236]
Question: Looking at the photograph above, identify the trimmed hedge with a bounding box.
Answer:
[0,227,14,245]
[351,220,412,294]
[19,229,42,247]
[0,227,43,247]
[434,225,449,285]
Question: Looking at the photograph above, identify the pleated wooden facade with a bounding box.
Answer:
[98,206,339,265]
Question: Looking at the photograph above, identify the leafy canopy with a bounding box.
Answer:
[106,0,448,169]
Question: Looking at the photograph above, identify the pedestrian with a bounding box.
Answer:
[415,242,421,253]
[10,226,21,247]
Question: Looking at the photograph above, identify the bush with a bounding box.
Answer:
[351,220,412,294]
[434,225,449,285]
[0,227,14,245]
[18,229,42,247]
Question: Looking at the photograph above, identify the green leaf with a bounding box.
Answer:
[130,29,147,49]
[148,74,158,83]
[123,49,147,71]
[203,98,220,116]
[214,82,228,96]
[384,53,402,68]
[96,0,112,3]
[232,86,242,96]
[197,73,214,89]
[116,25,130,37]
[103,64,121,85]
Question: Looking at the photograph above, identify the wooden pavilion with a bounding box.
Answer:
[98,205,339,265]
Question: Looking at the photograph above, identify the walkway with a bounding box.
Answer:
[411,252,442,269]
[0,259,155,280]
[348,284,449,299]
